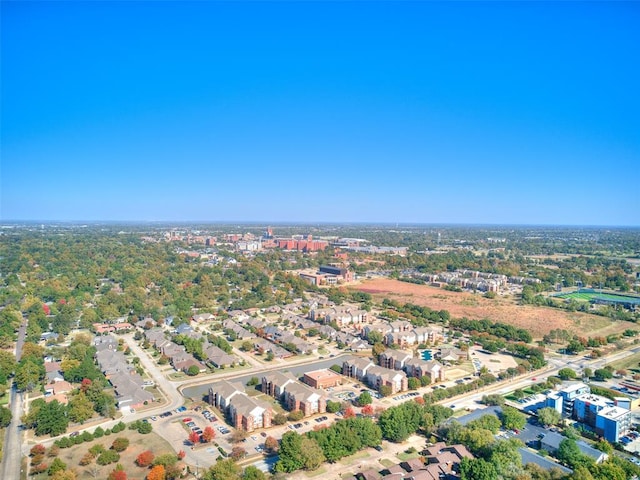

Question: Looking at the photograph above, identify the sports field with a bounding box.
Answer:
[555,289,640,307]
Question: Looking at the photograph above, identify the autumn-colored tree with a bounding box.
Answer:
[362,404,374,416]
[136,450,155,467]
[108,466,127,480]
[230,446,246,460]
[344,407,355,419]
[188,430,200,445]
[79,452,94,466]
[264,436,279,453]
[30,444,46,456]
[202,426,215,442]
[147,464,166,480]
[165,463,183,480]
[50,470,77,480]
[32,463,48,475]
[414,396,425,405]
[177,450,186,460]
[31,454,45,466]
[48,445,60,457]
[80,378,92,392]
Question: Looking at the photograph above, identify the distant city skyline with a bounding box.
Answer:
[2,2,639,226]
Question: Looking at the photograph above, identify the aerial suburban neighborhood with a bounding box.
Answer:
[0,223,639,480]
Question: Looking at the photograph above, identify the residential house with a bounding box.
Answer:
[203,344,237,368]
[192,313,215,323]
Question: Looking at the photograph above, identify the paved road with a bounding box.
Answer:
[1,319,28,480]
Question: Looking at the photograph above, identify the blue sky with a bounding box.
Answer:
[2,1,639,225]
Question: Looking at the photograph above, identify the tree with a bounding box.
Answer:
[30,444,46,456]
[407,377,420,390]
[35,400,69,436]
[202,426,215,442]
[272,413,287,425]
[189,430,200,445]
[460,458,498,480]
[274,431,304,473]
[288,409,304,421]
[246,376,259,386]
[344,407,356,419]
[51,470,78,480]
[186,365,200,376]
[594,439,614,454]
[537,407,561,427]
[203,458,241,480]
[557,438,590,469]
[136,450,155,467]
[231,446,247,460]
[481,394,505,406]
[111,437,129,452]
[68,392,94,423]
[499,406,526,431]
[15,359,43,391]
[379,385,392,397]
[594,368,613,381]
[48,458,67,476]
[300,437,326,470]
[467,414,502,434]
[566,339,585,354]
[583,367,593,378]
[230,429,248,444]
[326,400,341,413]
[97,450,120,465]
[362,404,374,416]
[147,464,166,480]
[558,368,577,380]
[0,406,11,428]
[489,439,523,477]
[357,391,372,406]
[240,341,254,352]
[242,465,267,480]
[108,465,127,480]
[265,436,279,453]
[137,420,153,434]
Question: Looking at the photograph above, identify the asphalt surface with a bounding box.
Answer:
[0,319,28,480]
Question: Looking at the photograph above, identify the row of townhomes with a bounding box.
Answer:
[144,327,207,373]
[94,335,154,410]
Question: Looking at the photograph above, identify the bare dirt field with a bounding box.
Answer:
[353,278,638,340]
[42,430,176,480]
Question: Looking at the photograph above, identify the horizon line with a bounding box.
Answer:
[1,220,639,229]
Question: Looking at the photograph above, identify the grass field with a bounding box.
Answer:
[609,351,640,374]
[555,290,640,306]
